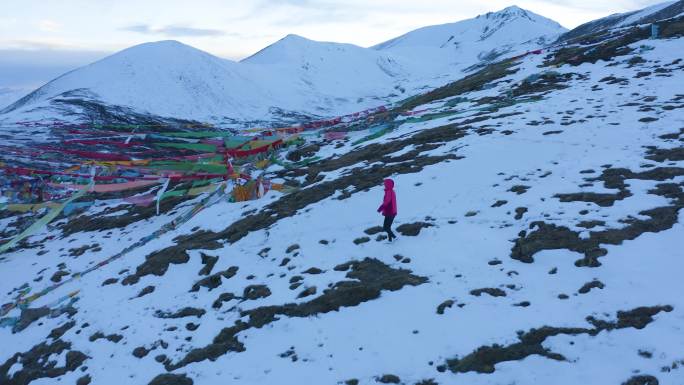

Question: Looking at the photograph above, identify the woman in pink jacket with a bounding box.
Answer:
[377,178,398,241]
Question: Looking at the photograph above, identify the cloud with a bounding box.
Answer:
[122,24,226,37]
[0,39,80,51]
[37,19,61,32]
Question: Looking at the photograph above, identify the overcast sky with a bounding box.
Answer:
[0,0,667,90]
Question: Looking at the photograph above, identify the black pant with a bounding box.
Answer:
[383,215,396,240]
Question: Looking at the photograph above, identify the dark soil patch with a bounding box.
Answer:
[354,237,371,244]
[578,280,605,294]
[396,222,434,236]
[577,220,605,229]
[514,207,528,220]
[14,300,77,333]
[400,59,519,111]
[437,300,455,315]
[286,144,320,162]
[155,307,205,319]
[189,266,238,292]
[491,200,507,208]
[512,73,573,97]
[212,293,236,309]
[198,253,218,276]
[48,321,76,340]
[297,286,317,298]
[68,243,100,257]
[148,373,193,385]
[165,258,427,371]
[547,26,650,67]
[377,374,401,383]
[554,191,629,207]
[512,170,684,266]
[509,185,530,195]
[443,305,672,374]
[89,332,123,343]
[61,196,190,237]
[470,288,506,297]
[122,231,223,285]
[364,226,384,235]
[136,286,155,298]
[243,285,271,300]
[50,270,69,283]
[0,339,88,385]
[621,375,659,385]
[646,146,684,162]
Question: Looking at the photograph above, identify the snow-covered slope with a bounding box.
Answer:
[560,0,684,42]
[0,88,30,110]
[240,34,407,113]
[373,6,566,77]
[1,12,684,385]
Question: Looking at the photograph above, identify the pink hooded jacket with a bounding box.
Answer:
[377,179,397,216]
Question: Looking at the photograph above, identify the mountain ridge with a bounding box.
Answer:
[1,5,566,125]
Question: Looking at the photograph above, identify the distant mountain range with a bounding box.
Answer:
[2,1,681,125]
[0,5,567,125]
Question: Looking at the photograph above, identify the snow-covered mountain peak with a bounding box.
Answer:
[0,6,568,124]
[476,5,566,41]
[242,33,373,66]
[483,5,530,19]
[106,40,216,62]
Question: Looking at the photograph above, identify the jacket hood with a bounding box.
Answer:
[384,179,394,190]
